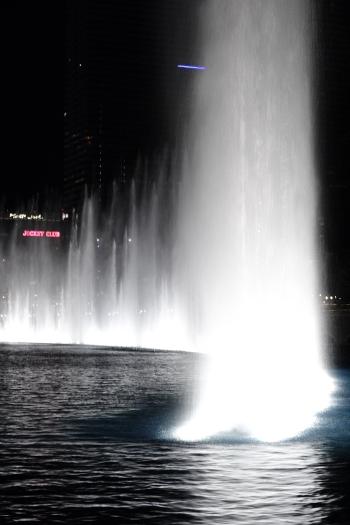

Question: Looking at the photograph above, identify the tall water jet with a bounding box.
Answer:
[175,0,333,442]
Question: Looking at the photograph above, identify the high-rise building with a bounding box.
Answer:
[64,0,200,210]
[317,1,350,298]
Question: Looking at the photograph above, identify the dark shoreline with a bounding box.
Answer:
[0,341,191,355]
[1,341,349,370]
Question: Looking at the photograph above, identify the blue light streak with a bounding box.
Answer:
[177,64,207,70]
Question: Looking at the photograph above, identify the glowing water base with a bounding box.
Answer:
[0,0,333,442]
[174,0,333,442]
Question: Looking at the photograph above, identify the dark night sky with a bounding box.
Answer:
[2,2,61,210]
[1,1,349,284]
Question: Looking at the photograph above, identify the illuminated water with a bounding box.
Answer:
[0,176,185,350]
[0,345,349,524]
[175,0,333,441]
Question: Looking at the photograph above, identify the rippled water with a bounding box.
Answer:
[0,345,349,524]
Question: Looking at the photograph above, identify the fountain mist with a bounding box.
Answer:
[175,0,333,442]
[0,163,187,351]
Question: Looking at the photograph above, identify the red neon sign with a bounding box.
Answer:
[22,230,61,238]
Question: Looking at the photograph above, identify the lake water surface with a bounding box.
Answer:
[0,345,349,524]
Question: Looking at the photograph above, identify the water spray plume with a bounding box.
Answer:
[174,0,334,442]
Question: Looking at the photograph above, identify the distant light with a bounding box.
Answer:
[22,230,61,238]
[330,296,333,300]
[325,296,328,300]
[10,213,43,220]
[128,238,132,243]
[177,64,207,70]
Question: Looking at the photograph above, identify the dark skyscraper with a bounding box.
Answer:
[64,0,199,210]
[317,1,350,297]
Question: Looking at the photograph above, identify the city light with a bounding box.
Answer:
[9,213,43,220]
[177,64,207,70]
[22,230,61,238]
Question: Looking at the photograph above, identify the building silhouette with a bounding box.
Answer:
[64,0,198,210]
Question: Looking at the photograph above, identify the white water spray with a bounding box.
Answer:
[0,173,188,351]
[175,0,333,442]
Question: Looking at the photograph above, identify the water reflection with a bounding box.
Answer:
[0,345,349,524]
[169,443,333,524]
